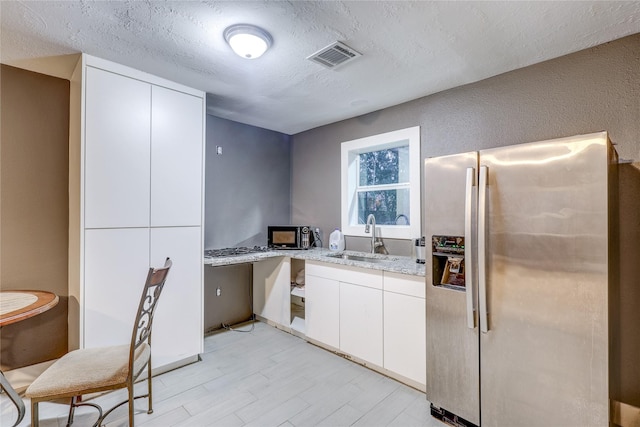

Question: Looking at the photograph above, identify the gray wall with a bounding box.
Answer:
[291,33,640,256]
[204,264,252,332]
[204,115,291,329]
[291,34,640,407]
[205,115,292,249]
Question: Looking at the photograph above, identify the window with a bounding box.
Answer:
[341,126,420,239]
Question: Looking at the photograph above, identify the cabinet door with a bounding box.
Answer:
[84,228,150,348]
[383,291,426,387]
[305,275,340,349]
[150,86,203,227]
[253,257,291,327]
[340,282,383,366]
[84,67,151,228]
[150,227,203,369]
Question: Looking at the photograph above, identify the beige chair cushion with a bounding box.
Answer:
[25,343,150,399]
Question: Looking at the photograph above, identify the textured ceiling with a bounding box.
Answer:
[1,1,639,135]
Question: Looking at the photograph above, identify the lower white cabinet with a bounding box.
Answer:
[84,228,150,348]
[383,293,425,387]
[305,274,339,349]
[303,260,425,389]
[83,227,202,370]
[383,272,426,389]
[340,281,383,366]
[253,257,291,328]
[150,227,203,369]
[306,260,384,367]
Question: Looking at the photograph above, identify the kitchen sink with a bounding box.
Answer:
[325,253,399,264]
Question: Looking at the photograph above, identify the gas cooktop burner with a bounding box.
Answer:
[205,246,270,258]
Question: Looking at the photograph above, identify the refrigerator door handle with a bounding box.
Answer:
[465,167,476,329]
[478,165,489,333]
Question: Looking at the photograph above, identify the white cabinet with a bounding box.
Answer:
[305,273,339,349]
[151,227,202,368]
[305,260,383,366]
[84,69,203,229]
[84,228,150,348]
[340,281,383,366]
[253,257,291,328]
[84,227,203,370]
[84,67,151,228]
[71,55,205,371]
[303,261,425,388]
[383,272,426,389]
[150,86,203,227]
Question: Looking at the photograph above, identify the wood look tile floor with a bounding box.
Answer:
[2,321,441,426]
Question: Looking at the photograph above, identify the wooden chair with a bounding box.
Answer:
[25,258,172,427]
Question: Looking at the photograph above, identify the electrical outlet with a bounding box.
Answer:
[216,287,221,296]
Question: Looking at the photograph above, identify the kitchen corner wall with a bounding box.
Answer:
[204,115,292,249]
[0,64,69,369]
[291,33,640,408]
[203,115,291,331]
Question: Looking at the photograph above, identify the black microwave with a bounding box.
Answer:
[268,225,314,249]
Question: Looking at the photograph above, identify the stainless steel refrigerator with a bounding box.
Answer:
[424,132,616,427]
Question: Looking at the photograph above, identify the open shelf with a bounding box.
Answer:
[291,286,305,298]
[291,316,305,334]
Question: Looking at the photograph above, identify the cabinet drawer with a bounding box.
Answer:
[383,272,425,298]
[306,260,382,289]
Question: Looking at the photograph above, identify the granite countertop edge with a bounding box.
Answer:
[204,248,426,277]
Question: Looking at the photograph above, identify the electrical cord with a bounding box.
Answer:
[222,320,255,333]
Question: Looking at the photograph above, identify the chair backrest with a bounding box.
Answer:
[128,258,172,373]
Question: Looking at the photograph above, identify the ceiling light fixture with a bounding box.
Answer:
[224,24,273,59]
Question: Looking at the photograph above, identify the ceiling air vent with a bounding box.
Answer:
[307,41,362,70]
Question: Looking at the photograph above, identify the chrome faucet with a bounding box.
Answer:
[365,214,386,254]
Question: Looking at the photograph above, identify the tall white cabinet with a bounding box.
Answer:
[69,55,204,372]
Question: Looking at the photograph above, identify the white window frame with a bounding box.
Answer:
[341,126,420,239]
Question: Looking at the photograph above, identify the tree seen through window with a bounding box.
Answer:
[357,146,410,225]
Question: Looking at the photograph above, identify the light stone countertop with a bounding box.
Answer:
[204,248,426,277]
